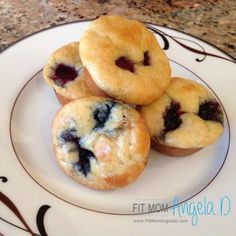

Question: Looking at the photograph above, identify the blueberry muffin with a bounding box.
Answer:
[43,42,91,105]
[79,15,171,105]
[140,77,224,156]
[52,96,150,189]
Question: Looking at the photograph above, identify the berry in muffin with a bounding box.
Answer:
[52,96,150,189]
[140,77,224,156]
[43,42,91,105]
[79,15,171,105]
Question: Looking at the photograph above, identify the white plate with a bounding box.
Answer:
[0,21,235,236]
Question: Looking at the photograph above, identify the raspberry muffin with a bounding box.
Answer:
[43,42,91,105]
[52,96,150,189]
[140,77,224,156]
[79,15,171,105]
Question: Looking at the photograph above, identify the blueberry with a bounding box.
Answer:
[60,129,96,176]
[143,51,150,66]
[115,57,135,73]
[74,144,94,176]
[198,100,223,124]
[60,128,77,142]
[115,52,150,72]
[52,64,78,86]
[163,101,184,132]
[93,101,117,129]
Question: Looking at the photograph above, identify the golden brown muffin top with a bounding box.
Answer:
[141,77,224,148]
[79,16,171,105]
[52,96,150,189]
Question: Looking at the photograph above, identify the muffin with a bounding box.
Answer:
[140,77,224,156]
[52,96,150,189]
[43,42,91,105]
[79,15,171,105]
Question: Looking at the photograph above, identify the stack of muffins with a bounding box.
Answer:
[43,16,224,190]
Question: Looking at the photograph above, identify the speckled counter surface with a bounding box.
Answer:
[0,0,235,58]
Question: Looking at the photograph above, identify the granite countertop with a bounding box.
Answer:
[0,0,235,58]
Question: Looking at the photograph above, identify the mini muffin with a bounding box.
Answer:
[79,15,171,105]
[43,42,92,105]
[140,77,224,156]
[52,96,150,189]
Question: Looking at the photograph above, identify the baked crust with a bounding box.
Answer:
[54,90,72,105]
[151,140,201,157]
[79,16,171,105]
[140,77,224,156]
[43,42,91,101]
[84,68,111,98]
[53,76,92,105]
[52,96,150,189]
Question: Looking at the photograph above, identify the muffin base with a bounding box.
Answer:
[151,140,202,157]
[54,90,73,105]
[84,68,111,98]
